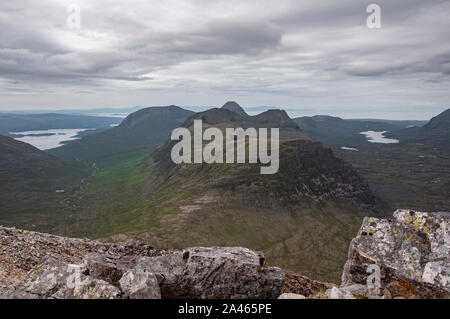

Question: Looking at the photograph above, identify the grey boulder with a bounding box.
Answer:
[119,263,161,299]
[138,247,285,299]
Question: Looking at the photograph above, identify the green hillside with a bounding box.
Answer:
[6,104,447,283]
[0,134,88,226]
[42,107,384,283]
[333,109,450,212]
[294,115,413,147]
[49,106,194,163]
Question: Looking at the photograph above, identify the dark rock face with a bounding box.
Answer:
[256,140,379,207]
[138,247,285,299]
[341,209,449,299]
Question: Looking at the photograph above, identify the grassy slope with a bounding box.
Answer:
[294,113,450,212]
[335,143,450,212]
[0,135,89,228]
[294,116,405,147]
[49,106,194,164]
[16,108,378,283]
[46,136,377,283]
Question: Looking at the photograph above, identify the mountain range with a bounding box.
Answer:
[49,106,194,163]
[0,102,448,282]
[0,113,120,136]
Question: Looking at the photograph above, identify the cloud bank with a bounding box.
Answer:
[1,0,449,119]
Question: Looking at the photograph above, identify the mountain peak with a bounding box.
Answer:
[221,101,248,116]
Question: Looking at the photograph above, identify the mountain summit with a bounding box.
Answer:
[221,101,248,116]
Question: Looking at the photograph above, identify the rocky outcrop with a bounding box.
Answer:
[282,271,336,297]
[1,209,448,299]
[0,226,155,293]
[0,258,121,299]
[137,247,284,299]
[119,264,161,299]
[339,209,449,299]
[0,226,284,299]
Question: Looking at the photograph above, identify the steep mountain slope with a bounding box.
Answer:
[49,106,194,163]
[0,135,87,224]
[412,109,450,152]
[0,113,119,135]
[221,101,248,116]
[110,108,384,282]
[150,108,379,208]
[0,105,384,282]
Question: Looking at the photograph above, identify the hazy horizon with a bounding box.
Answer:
[1,1,449,120]
[0,103,446,121]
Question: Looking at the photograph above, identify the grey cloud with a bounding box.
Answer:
[0,0,449,118]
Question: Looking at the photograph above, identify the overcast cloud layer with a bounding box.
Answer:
[1,0,449,119]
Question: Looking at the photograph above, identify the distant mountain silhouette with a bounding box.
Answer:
[49,106,194,162]
[0,113,119,135]
[221,101,248,117]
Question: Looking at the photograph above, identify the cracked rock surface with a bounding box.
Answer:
[341,209,449,299]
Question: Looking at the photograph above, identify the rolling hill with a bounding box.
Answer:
[332,108,450,212]
[293,115,423,147]
[0,113,120,135]
[0,134,88,226]
[49,106,194,163]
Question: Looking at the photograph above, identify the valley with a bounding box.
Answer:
[0,103,448,284]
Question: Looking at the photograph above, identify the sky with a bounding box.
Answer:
[0,0,449,119]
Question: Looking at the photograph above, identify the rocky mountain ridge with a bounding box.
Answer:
[1,209,448,299]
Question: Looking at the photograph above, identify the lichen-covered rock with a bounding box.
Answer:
[282,271,335,297]
[0,258,120,299]
[341,209,450,299]
[138,247,285,299]
[119,263,161,299]
[84,253,137,286]
[0,226,154,294]
[278,293,306,299]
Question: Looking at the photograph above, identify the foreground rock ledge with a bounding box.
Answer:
[0,239,284,299]
[338,209,449,299]
[1,208,449,299]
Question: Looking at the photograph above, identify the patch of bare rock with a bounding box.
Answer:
[0,229,284,299]
[1,209,449,299]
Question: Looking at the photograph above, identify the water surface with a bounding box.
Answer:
[360,131,399,144]
[9,128,94,150]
